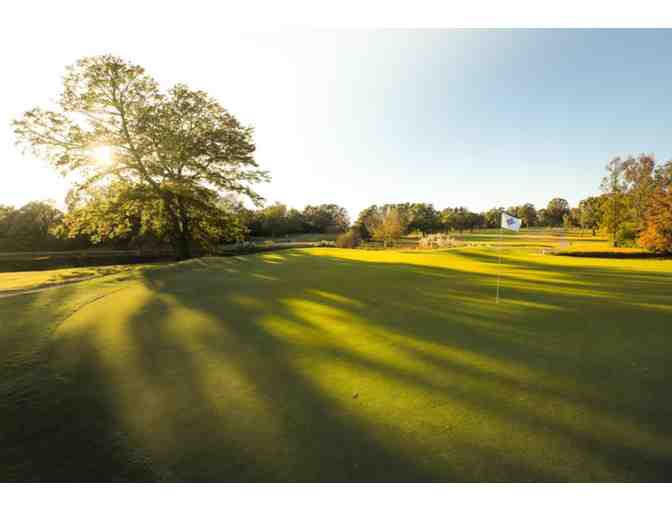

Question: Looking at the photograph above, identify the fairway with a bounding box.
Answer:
[2,244,672,481]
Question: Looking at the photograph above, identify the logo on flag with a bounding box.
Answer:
[501,212,522,232]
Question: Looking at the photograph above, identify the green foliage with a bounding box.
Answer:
[590,154,672,251]
[13,55,267,259]
[579,196,603,235]
[0,201,82,252]
[545,198,570,227]
[615,221,638,247]
[514,203,537,227]
[600,157,630,246]
[242,202,350,238]
[405,203,442,234]
[441,207,482,232]
[600,193,628,247]
[483,207,504,228]
[62,181,245,250]
[260,203,290,237]
[301,204,350,234]
[354,205,380,240]
[621,154,657,232]
[354,203,442,238]
[365,207,404,247]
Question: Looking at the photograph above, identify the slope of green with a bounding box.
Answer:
[0,265,143,293]
[1,247,671,481]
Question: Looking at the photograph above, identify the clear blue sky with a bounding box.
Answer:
[3,27,672,220]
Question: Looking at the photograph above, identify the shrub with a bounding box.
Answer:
[418,233,459,249]
[335,229,362,249]
[615,222,638,247]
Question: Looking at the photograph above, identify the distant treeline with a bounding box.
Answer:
[240,203,350,237]
[3,154,671,254]
[0,201,88,252]
[0,197,583,253]
[236,197,581,241]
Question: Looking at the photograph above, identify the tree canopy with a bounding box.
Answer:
[13,55,268,259]
[544,198,570,227]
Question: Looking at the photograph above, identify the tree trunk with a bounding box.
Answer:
[174,197,193,260]
[176,231,191,260]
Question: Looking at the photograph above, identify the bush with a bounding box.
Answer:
[615,222,638,247]
[335,229,362,248]
[418,233,459,249]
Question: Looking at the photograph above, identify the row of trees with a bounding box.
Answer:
[350,198,575,243]
[9,56,672,257]
[241,202,349,238]
[593,154,672,251]
[0,201,87,252]
[5,179,671,254]
[0,196,582,253]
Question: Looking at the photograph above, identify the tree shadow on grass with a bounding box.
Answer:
[2,250,672,481]
[0,283,155,481]
[130,253,672,480]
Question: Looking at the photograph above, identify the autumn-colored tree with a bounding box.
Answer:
[13,55,267,259]
[637,180,672,254]
[366,207,404,247]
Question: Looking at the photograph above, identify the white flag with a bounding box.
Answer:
[501,212,522,232]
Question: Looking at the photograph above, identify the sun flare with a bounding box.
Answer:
[91,145,113,166]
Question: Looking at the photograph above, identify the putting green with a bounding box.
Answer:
[1,246,671,481]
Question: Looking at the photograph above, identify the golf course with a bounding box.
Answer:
[2,231,671,482]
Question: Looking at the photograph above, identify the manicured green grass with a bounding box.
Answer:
[0,264,144,293]
[2,243,671,481]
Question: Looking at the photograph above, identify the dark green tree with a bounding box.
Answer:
[578,196,603,235]
[545,198,570,227]
[407,203,442,234]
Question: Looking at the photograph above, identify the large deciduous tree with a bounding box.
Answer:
[406,203,442,234]
[484,207,504,229]
[600,157,630,246]
[578,196,603,235]
[545,198,570,227]
[302,204,350,233]
[638,162,672,254]
[621,154,656,233]
[510,203,537,227]
[365,207,404,247]
[354,205,380,240]
[13,55,268,259]
[637,186,672,254]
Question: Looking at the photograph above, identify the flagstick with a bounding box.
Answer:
[496,226,503,304]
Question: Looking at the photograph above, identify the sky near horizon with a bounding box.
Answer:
[2,18,672,220]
